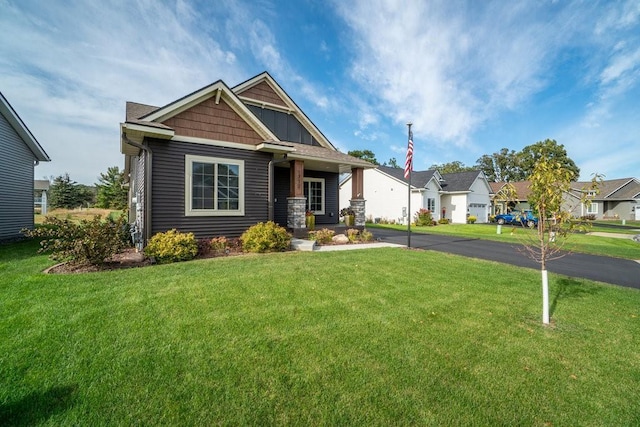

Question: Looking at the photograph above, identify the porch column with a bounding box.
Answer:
[350,168,366,227]
[287,160,306,233]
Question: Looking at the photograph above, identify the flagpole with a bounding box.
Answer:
[406,122,413,248]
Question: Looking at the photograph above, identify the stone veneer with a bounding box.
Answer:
[350,198,366,227]
[287,197,307,230]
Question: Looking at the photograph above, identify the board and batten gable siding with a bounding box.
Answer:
[162,97,263,145]
[236,81,288,107]
[147,138,272,239]
[0,112,37,240]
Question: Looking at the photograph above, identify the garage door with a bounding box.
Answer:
[469,203,487,223]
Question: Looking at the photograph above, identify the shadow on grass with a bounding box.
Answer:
[550,277,601,317]
[0,384,78,426]
[0,239,45,263]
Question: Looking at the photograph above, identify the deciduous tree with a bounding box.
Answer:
[429,161,475,174]
[347,149,379,165]
[520,156,600,324]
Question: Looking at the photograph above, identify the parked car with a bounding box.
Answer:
[494,210,538,227]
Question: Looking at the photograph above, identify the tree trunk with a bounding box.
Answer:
[542,269,550,324]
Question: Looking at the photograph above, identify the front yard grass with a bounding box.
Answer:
[368,223,640,260]
[1,239,639,425]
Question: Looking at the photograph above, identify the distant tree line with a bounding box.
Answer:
[348,139,579,181]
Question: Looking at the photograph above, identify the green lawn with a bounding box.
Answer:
[368,223,640,260]
[1,240,639,425]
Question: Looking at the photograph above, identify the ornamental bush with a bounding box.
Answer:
[312,228,335,244]
[22,214,129,266]
[145,229,198,263]
[415,208,434,226]
[240,221,291,253]
[467,215,477,224]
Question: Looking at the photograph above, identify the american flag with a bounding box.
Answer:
[404,130,413,179]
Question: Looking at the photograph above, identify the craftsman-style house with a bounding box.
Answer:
[120,72,373,246]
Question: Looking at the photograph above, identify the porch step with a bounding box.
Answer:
[291,238,317,251]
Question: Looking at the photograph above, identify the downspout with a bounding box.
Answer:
[268,154,288,221]
[122,132,153,244]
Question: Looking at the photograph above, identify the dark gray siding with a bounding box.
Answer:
[147,138,272,239]
[247,105,320,146]
[0,113,36,240]
[273,167,339,227]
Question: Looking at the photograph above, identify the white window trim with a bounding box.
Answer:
[185,154,244,217]
[585,201,598,214]
[304,177,325,215]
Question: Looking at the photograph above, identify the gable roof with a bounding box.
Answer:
[572,177,640,201]
[121,72,374,173]
[490,181,532,200]
[440,170,485,192]
[0,92,50,162]
[376,165,442,189]
[233,71,336,150]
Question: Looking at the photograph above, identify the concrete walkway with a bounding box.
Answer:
[587,232,640,240]
[290,238,403,252]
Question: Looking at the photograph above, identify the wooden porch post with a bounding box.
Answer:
[351,168,364,199]
[287,160,306,236]
[350,167,366,227]
[290,160,304,197]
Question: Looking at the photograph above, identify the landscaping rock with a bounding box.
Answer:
[332,234,350,244]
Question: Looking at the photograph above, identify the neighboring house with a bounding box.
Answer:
[489,181,532,215]
[565,178,640,220]
[439,170,492,223]
[0,92,50,241]
[34,179,50,215]
[120,72,374,245]
[339,166,491,224]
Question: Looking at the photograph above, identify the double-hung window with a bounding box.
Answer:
[426,198,436,212]
[185,155,244,216]
[585,202,598,214]
[303,178,325,215]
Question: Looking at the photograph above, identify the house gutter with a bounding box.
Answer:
[268,154,288,221]
[122,132,153,245]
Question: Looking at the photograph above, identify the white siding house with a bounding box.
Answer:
[340,166,491,224]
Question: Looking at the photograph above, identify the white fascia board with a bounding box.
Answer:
[0,93,50,161]
[121,122,174,138]
[171,135,259,152]
[256,142,295,153]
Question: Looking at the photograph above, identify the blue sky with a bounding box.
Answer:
[1,0,638,185]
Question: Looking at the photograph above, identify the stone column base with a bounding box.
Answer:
[350,198,366,227]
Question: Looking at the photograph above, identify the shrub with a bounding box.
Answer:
[346,228,360,243]
[414,208,433,226]
[361,230,374,242]
[145,229,198,264]
[438,218,450,224]
[22,214,129,266]
[580,214,596,221]
[240,221,291,253]
[197,239,212,257]
[467,215,477,224]
[210,236,229,255]
[314,228,335,244]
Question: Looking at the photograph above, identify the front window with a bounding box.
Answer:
[426,198,436,211]
[185,155,244,216]
[303,178,325,215]
[586,202,598,214]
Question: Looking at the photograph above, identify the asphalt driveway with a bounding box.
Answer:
[372,228,640,290]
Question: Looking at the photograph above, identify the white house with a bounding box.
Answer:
[339,166,492,224]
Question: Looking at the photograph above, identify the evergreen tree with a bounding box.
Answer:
[95,166,128,209]
[49,173,93,209]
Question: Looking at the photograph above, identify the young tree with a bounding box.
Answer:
[95,166,128,209]
[522,156,600,324]
[348,149,379,165]
[49,173,93,209]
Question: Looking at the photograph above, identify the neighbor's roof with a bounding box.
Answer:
[0,92,50,162]
[573,178,640,200]
[440,170,484,192]
[490,181,532,200]
[377,165,439,188]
